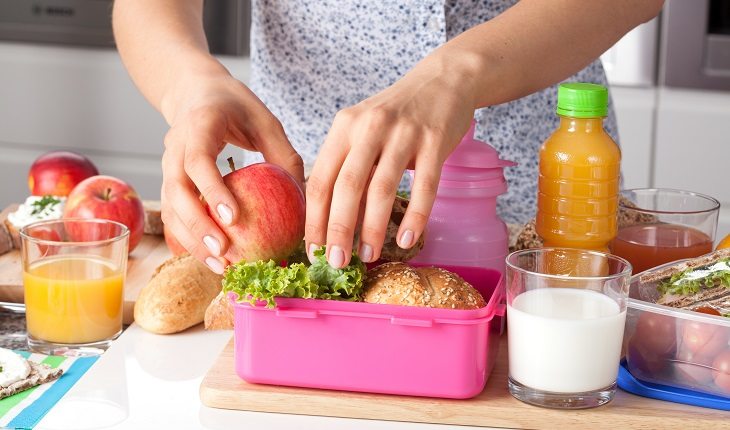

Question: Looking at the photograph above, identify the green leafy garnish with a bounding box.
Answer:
[658,259,730,296]
[222,246,366,307]
[30,195,60,215]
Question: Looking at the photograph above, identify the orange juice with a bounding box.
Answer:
[24,255,124,344]
[536,83,620,253]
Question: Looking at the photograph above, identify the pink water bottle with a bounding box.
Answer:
[410,120,515,274]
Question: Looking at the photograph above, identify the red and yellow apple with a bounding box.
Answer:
[209,162,304,263]
[28,151,99,196]
[63,175,145,251]
[163,223,187,256]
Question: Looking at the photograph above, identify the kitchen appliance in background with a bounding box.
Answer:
[660,0,730,91]
[0,0,250,56]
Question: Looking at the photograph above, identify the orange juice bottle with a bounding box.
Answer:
[536,83,620,254]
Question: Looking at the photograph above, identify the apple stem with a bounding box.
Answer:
[104,187,112,201]
[227,157,236,173]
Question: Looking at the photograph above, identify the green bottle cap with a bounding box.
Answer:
[556,82,608,118]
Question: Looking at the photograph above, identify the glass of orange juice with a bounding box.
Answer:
[20,219,129,356]
[611,189,719,274]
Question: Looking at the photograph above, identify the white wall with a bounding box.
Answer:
[0,42,249,207]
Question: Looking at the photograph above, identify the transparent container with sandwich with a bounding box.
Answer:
[622,248,730,402]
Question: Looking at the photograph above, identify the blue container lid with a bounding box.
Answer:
[617,360,730,411]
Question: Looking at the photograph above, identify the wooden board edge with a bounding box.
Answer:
[199,339,730,430]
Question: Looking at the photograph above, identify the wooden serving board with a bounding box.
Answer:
[200,336,730,429]
[0,205,171,325]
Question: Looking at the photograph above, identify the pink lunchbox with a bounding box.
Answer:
[231,264,505,399]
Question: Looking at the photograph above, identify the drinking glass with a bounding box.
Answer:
[20,219,129,356]
[506,248,632,409]
[611,188,720,274]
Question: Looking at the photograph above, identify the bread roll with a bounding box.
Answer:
[0,218,13,255]
[134,254,223,334]
[362,262,486,309]
[204,291,234,330]
[379,196,425,262]
[143,200,164,235]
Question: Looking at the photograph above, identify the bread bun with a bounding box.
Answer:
[134,254,223,334]
[379,196,425,262]
[362,262,485,310]
[142,200,164,235]
[204,291,234,330]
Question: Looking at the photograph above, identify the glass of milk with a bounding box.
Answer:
[506,248,632,409]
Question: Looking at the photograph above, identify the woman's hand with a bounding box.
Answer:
[160,71,304,273]
[305,52,479,268]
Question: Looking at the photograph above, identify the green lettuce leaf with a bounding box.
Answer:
[307,247,365,301]
[658,259,730,296]
[222,246,366,308]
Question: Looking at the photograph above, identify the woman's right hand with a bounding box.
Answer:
[159,70,304,274]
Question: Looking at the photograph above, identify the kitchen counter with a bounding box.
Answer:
[32,323,497,430]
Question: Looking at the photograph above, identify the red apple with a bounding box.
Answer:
[163,223,187,256]
[28,151,99,196]
[63,175,145,251]
[209,162,304,263]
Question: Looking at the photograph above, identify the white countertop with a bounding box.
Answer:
[35,324,501,430]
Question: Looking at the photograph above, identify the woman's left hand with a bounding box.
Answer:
[305,52,480,268]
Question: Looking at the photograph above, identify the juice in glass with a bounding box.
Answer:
[536,83,620,254]
[611,189,720,274]
[612,224,713,274]
[20,219,128,355]
[24,255,124,344]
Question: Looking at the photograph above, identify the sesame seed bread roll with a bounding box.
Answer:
[362,262,486,310]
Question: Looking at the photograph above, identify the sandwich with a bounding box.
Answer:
[0,348,63,400]
[639,247,730,317]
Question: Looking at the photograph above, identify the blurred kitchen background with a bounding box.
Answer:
[0,0,729,237]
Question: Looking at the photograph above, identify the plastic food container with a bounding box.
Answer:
[623,261,730,399]
[231,264,505,399]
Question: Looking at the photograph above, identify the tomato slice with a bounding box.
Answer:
[694,306,722,316]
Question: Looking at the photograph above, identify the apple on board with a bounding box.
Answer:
[209,162,305,264]
[28,151,99,197]
[63,175,145,252]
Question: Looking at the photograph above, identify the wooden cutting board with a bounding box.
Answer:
[200,336,730,429]
[0,205,171,325]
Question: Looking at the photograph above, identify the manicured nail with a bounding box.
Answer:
[217,204,233,225]
[359,243,373,263]
[203,235,221,256]
[205,256,225,274]
[398,229,414,249]
[308,243,320,262]
[328,245,345,268]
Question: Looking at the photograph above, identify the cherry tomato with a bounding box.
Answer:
[630,312,677,357]
[627,343,669,377]
[679,320,729,360]
[712,349,730,393]
[672,349,715,386]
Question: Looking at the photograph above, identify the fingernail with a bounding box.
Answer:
[205,257,225,274]
[217,204,233,225]
[203,235,221,256]
[308,243,320,262]
[359,243,373,263]
[398,229,414,249]
[328,245,345,268]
